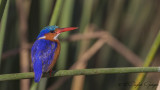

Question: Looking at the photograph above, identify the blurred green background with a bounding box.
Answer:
[0,0,160,90]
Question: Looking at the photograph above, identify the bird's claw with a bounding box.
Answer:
[49,70,58,77]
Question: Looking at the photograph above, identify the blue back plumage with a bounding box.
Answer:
[31,39,57,82]
[37,25,58,39]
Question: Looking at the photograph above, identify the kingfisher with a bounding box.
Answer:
[31,25,77,82]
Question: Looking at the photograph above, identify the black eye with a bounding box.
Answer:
[50,31,55,33]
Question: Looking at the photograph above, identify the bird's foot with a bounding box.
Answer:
[49,70,58,77]
[49,70,52,77]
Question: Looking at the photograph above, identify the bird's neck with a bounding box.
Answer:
[38,33,60,41]
[38,34,61,48]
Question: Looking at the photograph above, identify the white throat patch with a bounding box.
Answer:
[54,34,60,40]
[38,36,46,40]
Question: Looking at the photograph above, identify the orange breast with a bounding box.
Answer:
[48,40,60,71]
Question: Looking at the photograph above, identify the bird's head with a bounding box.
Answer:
[37,25,78,41]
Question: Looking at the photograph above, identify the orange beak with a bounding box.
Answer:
[56,27,78,34]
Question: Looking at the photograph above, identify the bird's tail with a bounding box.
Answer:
[33,60,42,82]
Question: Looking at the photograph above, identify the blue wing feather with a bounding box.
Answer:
[31,39,57,82]
[33,60,42,82]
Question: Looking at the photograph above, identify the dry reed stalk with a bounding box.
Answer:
[16,0,31,90]
[71,25,95,90]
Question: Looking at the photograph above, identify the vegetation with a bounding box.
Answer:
[0,0,160,90]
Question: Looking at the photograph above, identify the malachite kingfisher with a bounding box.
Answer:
[31,25,78,82]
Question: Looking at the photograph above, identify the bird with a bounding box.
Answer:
[31,25,78,82]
